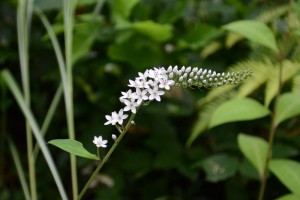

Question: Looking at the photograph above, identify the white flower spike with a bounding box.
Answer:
[104,65,251,127]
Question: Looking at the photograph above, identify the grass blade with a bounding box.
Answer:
[8,138,31,200]
[1,70,68,200]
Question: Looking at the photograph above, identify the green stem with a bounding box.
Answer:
[0,81,6,188]
[63,0,78,198]
[77,112,137,200]
[258,60,283,200]
[92,0,106,19]
[17,0,36,198]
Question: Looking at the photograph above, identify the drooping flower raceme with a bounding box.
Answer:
[103,66,251,128]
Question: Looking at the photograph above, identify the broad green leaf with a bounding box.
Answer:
[109,0,139,24]
[209,98,270,128]
[238,134,268,179]
[270,159,300,198]
[131,20,173,42]
[48,139,98,160]
[194,154,239,183]
[72,22,100,64]
[274,93,300,126]
[275,194,300,200]
[178,24,221,50]
[223,20,279,53]
[108,36,162,69]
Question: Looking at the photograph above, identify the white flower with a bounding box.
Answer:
[93,136,108,148]
[104,111,118,125]
[112,134,117,140]
[148,85,165,101]
[128,79,140,88]
[115,109,128,125]
[119,89,134,102]
[132,88,148,104]
[148,68,167,80]
[159,78,174,90]
[137,79,150,88]
[136,70,149,80]
[123,98,139,113]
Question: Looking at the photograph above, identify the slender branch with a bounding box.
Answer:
[258,60,283,200]
[63,0,78,198]
[77,112,137,200]
[17,0,36,198]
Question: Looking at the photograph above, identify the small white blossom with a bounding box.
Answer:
[104,111,118,125]
[148,85,165,101]
[159,78,175,90]
[123,98,139,113]
[112,134,117,140]
[115,109,128,125]
[93,136,108,148]
[136,70,149,80]
[128,79,140,88]
[120,89,134,102]
[132,88,148,104]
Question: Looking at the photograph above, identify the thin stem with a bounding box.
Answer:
[17,0,36,198]
[63,0,78,198]
[77,112,137,200]
[0,81,6,188]
[8,137,31,200]
[258,61,283,200]
[92,0,106,19]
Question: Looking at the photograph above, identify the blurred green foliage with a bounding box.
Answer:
[1,0,300,199]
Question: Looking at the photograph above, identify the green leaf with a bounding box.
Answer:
[238,134,268,179]
[194,154,239,183]
[269,159,300,198]
[274,92,300,126]
[108,36,162,69]
[202,154,239,182]
[275,194,300,200]
[131,20,173,42]
[109,0,139,24]
[178,24,221,50]
[209,98,270,128]
[72,22,100,64]
[48,139,98,160]
[223,20,279,53]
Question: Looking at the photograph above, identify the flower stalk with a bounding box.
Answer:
[81,65,251,199]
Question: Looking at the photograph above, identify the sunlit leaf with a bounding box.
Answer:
[238,133,268,179]
[178,24,221,50]
[109,0,139,24]
[209,98,270,128]
[270,159,300,198]
[131,20,173,42]
[275,194,300,200]
[274,93,300,126]
[223,20,279,53]
[48,139,98,160]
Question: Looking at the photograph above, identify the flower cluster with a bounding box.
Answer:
[104,66,251,127]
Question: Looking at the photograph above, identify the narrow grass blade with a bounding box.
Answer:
[33,84,63,158]
[8,138,31,200]
[1,70,68,200]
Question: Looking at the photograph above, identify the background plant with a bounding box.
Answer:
[1,0,300,199]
